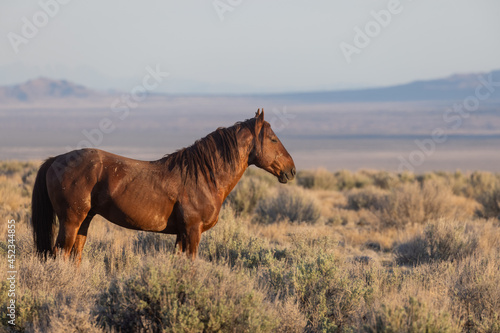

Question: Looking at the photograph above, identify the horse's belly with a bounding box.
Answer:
[95,204,175,233]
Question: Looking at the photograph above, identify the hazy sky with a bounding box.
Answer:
[1,0,499,94]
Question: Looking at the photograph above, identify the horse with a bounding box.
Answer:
[31,109,296,262]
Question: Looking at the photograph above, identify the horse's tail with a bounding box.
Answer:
[31,157,57,258]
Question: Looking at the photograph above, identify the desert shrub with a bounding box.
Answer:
[3,161,500,333]
[206,213,368,331]
[297,168,338,190]
[298,169,375,191]
[225,176,269,216]
[203,222,274,269]
[258,235,368,331]
[476,187,500,219]
[0,161,35,177]
[372,171,399,190]
[296,170,315,189]
[356,209,382,227]
[202,209,366,330]
[456,171,499,198]
[378,180,474,227]
[0,254,105,332]
[29,303,102,333]
[395,220,479,265]
[335,169,372,190]
[95,256,281,333]
[451,253,500,331]
[0,176,28,211]
[377,182,424,227]
[254,186,321,224]
[298,169,418,192]
[200,206,282,269]
[347,186,387,211]
[469,171,498,195]
[83,232,141,276]
[364,297,455,333]
[134,231,175,254]
[443,170,469,196]
[398,170,416,183]
[429,170,500,203]
[243,167,278,186]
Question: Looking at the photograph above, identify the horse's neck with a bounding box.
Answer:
[214,128,253,200]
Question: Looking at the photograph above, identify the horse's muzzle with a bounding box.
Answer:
[279,167,296,183]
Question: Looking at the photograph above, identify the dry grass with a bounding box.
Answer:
[1,163,499,332]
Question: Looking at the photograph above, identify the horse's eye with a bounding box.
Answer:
[271,138,278,143]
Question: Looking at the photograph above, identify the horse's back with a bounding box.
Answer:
[48,148,160,180]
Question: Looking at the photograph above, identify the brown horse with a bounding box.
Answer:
[31,110,295,262]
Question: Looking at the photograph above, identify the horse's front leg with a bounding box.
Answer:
[177,223,201,259]
[175,234,184,254]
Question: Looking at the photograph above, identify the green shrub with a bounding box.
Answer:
[254,187,321,224]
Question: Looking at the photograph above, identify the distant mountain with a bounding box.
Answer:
[0,77,99,102]
[261,70,500,103]
[1,70,500,104]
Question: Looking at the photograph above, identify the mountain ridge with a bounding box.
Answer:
[0,77,100,102]
[259,70,500,103]
[1,70,499,103]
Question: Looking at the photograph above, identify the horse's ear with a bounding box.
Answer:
[255,108,264,121]
[255,108,264,135]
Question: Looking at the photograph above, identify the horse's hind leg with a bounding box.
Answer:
[53,211,89,260]
[71,213,94,265]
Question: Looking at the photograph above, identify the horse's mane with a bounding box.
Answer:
[164,118,255,186]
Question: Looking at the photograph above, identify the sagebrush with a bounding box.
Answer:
[0,163,499,332]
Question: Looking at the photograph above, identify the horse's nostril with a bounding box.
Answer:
[291,167,296,177]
